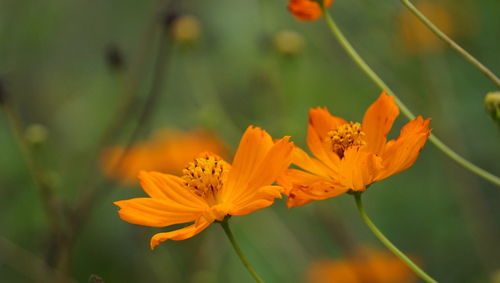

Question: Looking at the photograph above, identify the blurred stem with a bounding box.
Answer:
[0,100,62,234]
[0,236,76,283]
[399,0,500,88]
[321,9,500,187]
[220,218,264,283]
[71,25,173,235]
[353,193,438,283]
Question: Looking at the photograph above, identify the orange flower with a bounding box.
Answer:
[308,248,417,283]
[102,129,228,185]
[279,91,431,207]
[114,126,294,249]
[288,0,333,21]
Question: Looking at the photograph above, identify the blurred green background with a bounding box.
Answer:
[1,0,499,282]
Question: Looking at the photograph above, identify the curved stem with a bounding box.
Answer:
[354,193,438,283]
[1,98,62,233]
[70,23,174,242]
[321,9,500,187]
[220,218,264,283]
[400,0,500,88]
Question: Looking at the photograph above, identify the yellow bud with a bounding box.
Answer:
[273,30,305,56]
[25,123,48,145]
[484,91,500,126]
[171,15,201,45]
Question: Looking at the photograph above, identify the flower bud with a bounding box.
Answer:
[25,123,48,145]
[273,30,305,56]
[171,15,201,45]
[105,44,125,72]
[484,91,500,125]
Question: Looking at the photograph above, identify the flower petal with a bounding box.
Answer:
[362,91,400,155]
[278,169,348,208]
[337,147,383,191]
[138,171,208,209]
[308,107,346,143]
[377,116,431,180]
[225,136,293,209]
[247,136,294,189]
[288,0,334,21]
[150,217,212,249]
[114,198,201,227]
[292,146,337,178]
[230,185,283,215]
[222,126,275,201]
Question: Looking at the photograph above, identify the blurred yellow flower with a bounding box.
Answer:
[288,0,333,21]
[308,248,417,283]
[102,129,228,185]
[278,92,431,207]
[398,1,455,54]
[114,126,294,249]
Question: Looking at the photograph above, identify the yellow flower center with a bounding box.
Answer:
[182,153,228,205]
[327,122,366,158]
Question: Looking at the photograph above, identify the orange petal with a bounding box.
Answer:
[230,199,274,216]
[138,171,208,209]
[361,91,400,155]
[377,116,431,180]
[308,107,346,142]
[225,136,293,208]
[288,0,334,21]
[150,217,212,249]
[222,126,274,200]
[337,147,383,191]
[292,146,337,178]
[279,169,348,208]
[230,185,283,215]
[114,198,201,227]
[247,137,294,189]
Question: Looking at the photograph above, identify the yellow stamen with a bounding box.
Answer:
[182,153,228,205]
[327,122,366,158]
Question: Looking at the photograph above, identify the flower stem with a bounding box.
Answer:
[220,218,264,283]
[0,95,62,233]
[321,9,500,187]
[399,0,500,88]
[353,193,438,283]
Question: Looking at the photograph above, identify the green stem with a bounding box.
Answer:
[1,99,62,233]
[400,0,500,88]
[354,193,438,283]
[220,218,264,283]
[321,9,500,187]
[71,24,174,239]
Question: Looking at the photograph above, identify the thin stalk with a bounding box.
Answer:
[354,193,438,283]
[71,26,173,236]
[1,99,62,233]
[220,218,264,283]
[321,9,500,187]
[400,0,500,88]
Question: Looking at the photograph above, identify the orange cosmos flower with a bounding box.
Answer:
[279,91,431,207]
[308,248,416,283]
[102,129,228,185]
[114,126,294,249]
[288,0,333,21]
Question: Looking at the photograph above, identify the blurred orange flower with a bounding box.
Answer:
[279,91,431,207]
[102,129,228,185]
[398,1,455,54]
[288,0,333,21]
[114,126,293,249]
[308,248,416,283]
